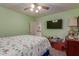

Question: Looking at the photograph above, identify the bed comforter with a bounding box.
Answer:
[0,35,51,56]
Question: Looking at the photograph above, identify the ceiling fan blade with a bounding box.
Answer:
[42,6,49,10]
[24,7,30,10]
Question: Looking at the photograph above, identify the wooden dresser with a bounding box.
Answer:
[65,40,79,56]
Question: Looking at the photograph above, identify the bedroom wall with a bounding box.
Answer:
[0,6,34,37]
[37,8,79,38]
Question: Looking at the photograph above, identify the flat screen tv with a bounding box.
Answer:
[47,19,62,29]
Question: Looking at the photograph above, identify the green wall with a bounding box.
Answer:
[0,5,79,38]
[0,6,34,37]
[37,8,79,38]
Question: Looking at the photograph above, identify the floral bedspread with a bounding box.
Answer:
[0,35,51,56]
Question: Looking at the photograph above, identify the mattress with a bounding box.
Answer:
[0,35,51,56]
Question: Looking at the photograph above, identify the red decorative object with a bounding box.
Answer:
[49,41,65,51]
[53,42,65,51]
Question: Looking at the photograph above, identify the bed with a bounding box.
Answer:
[0,35,51,56]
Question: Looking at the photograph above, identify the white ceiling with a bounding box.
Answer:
[0,3,79,17]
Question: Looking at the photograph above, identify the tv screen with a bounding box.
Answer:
[47,19,62,29]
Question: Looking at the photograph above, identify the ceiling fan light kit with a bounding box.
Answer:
[35,10,39,13]
[37,6,42,10]
[30,8,33,11]
[30,4,41,13]
[24,3,49,13]
[31,4,35,8]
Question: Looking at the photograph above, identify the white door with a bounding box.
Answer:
[30,21,36,35]
[30,21,42,36]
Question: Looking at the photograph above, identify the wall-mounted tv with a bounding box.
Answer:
[47,19,63,29]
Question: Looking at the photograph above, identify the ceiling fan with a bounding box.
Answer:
[24,3,49,13]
